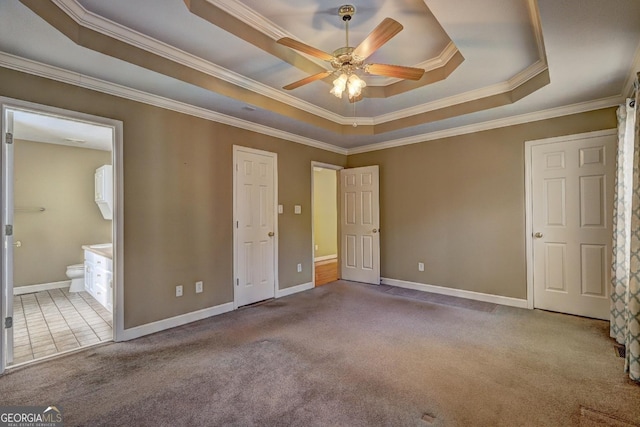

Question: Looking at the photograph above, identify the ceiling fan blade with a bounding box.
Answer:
[283,71,333,90]
[353,18,403,60]
[277,37,334,61]
[366,64,425,80]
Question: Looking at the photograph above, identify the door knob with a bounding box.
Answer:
[268,232,275,237]
[534,232,543,238]
[372,228,380,233]
[12,240,21,248]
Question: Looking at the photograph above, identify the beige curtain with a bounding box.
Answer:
[612,74,640,382]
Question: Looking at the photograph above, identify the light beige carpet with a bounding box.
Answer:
[0,280,638,426]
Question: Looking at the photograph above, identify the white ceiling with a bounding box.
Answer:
[12,110,113,151]
[0,0,638,153]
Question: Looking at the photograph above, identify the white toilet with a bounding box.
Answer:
[66,264,85,292]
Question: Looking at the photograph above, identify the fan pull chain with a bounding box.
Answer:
[353,99,358,127]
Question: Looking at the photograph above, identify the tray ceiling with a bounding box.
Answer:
[0,0,638,152]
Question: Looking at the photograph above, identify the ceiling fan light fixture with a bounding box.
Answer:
[330,73,348,98]
[347,74,366,99]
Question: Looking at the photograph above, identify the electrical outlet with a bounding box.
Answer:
[176,285,183,297]
[278,204,283,214]
[297,263,302,273]
[294,205,301,214]
[418,262,425,272]
[195,281,203,293]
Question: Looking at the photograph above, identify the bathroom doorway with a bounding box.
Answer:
[311,162,341,286]
[1,99,123,373]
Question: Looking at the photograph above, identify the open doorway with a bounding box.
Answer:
[1,100,122,372]
[312,163,341,286]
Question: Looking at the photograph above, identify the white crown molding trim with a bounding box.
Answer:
[53,0,549,128]
[0,52,348,155]
[381,278,529,309]
[119,302,235,341]
[348,95,623,155]
[207,0,289,40]
[1,52,622,157]
[527,0,548,63]
[53,0,344,124]
[13,281,70,295]
[276,282,314,298]
[374,61,548,125]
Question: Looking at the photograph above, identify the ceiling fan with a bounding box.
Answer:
[277,5,425,102]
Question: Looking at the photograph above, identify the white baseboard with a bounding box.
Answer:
[314,254,338,262]
[13,280,70,295]
[118,302,235,341]
[276,282,314,298]
[381,278,529,309]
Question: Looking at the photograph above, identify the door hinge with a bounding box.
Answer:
[4,317,12,329]
[5,224,12,236]
[236,221,239,228]
[236,278,239,286]
[5,132,13,145]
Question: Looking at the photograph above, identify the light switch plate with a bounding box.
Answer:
[278,204,283,214]
[176,285,183,297]
[195,281,203,293]
[294,205,301,214]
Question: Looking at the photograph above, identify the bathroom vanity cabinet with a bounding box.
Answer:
[95,165,113,220]
[83,246,113,313]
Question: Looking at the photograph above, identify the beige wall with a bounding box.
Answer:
[0,66,617,328]
[0,67,346,328]
[313,168,338,258]
[13,139,112,286]
[348,108,617,299]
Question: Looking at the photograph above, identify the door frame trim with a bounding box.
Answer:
[311,162,343,287]
[232,145,278,309]
[524,128,617,311]
[0,97,124,374]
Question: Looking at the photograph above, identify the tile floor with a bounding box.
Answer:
[11,288,112,365]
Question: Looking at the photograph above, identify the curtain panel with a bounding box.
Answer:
[612,74,640,382]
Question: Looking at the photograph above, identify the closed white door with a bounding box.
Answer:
[531,133,616,320]
[1,108,15,371]
[340,165,380,284]
[234,147,277,307]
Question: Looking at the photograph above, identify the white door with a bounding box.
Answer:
[234,146,277,307]
[1,108,15,371]
[340,165,380,284]
[530,133,616,320]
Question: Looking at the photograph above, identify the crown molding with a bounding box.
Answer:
[527,0,548,62]
[0,51,621,157]
[49,0,551,130]
[207,0,289,41]
[374,60,548,125]
[52,0,344,124]
[347,95,622,155]
[0,52,348,155]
